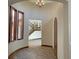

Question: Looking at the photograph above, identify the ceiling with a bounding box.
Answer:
[9,0,68,5]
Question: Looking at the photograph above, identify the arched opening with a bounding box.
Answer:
[28,20,42,47]
[54,17,58,59]
[8,0,70,59]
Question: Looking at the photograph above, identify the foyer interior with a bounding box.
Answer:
[8,0,71,59]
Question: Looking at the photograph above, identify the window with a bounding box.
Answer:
[17,11,24,40]
[9,6,24,43]
[9,6,17,42]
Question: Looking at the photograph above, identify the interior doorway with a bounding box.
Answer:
[28,20,42,47]
[54,17,58,59]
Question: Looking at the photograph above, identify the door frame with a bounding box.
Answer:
[54,17,58,59]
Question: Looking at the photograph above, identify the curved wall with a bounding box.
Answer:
[8,1,70,59]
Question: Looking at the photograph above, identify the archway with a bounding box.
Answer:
[54,17,58,59]
[9,0,70,59]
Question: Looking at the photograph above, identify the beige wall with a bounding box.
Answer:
[56,5,64,59]
[8,1,70,59]
[42,18,53,46]
[63,1,71,59]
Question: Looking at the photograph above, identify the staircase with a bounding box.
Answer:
[29,22,41,35]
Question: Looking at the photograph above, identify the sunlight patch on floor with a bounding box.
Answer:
[29,39,41,47]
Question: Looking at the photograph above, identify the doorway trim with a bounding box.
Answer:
[54,17,58,59]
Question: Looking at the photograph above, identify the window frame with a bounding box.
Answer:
[9,6,17,42]
[17,11,24,40]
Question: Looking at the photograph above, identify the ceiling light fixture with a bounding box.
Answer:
[36,0,45,7]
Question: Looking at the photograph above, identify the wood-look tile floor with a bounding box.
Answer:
[9,40,56,59]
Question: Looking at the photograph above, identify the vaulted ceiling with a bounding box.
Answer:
[9,0,68,5]
[8,0,26,5]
